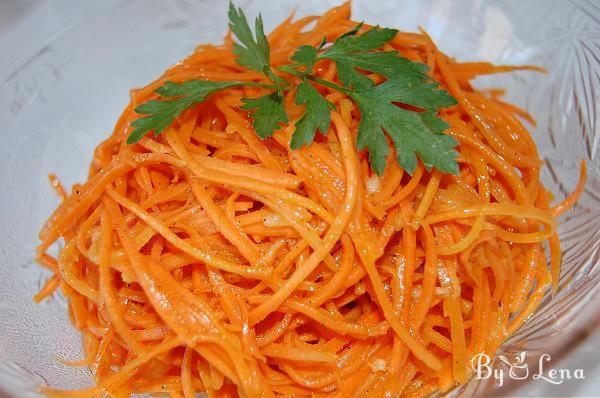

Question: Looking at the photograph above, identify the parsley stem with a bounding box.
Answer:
[277,65,305,78]
[244,81,278,89]
[263,68,288,94]
[305,74,350,95]
[277,65,350,95]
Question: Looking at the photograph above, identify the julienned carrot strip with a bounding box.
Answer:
[182,347,196,398]
[33,274,60,303]
[38,160,132,251]
[98,205,145,354]
[187,175,261,266]
[34,3,584,397]
[248,112,359,324]
[551,160,587,217]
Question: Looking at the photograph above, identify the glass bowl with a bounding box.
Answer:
[0,0,597,396]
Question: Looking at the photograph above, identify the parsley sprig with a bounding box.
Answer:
[127,2,459,175]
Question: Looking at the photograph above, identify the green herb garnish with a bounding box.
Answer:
[127,2,459,175]
[127,81,245,144]
[241,93,288,139]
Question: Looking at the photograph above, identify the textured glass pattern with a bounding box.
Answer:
[0,0,597,396]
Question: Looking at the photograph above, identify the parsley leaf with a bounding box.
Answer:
[290,38,326,73]
[317,26,458,174]
[320,27,399,89]
[127,80,244,144]
[241,93,288,138]
[351,77,458,175]
[291,46,318,72]
[324,26,396,55]
[129,5,459,176]
[291,82,333,149]
[228,2,270,73]
[228,2,286,91]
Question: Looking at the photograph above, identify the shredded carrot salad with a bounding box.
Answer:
[36,3,586,397]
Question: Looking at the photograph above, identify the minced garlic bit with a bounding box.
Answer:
[412,286,421,299]
[370,358,387,372]
[354,282,366,296]
[263,213,286,227]
[365,175,380,194]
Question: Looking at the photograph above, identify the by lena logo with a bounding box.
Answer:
[470,351,585,387]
